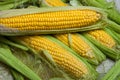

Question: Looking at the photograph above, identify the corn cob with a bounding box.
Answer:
[0,6,107,36]
[84,29,120,60]
[0,9,100,28]
[88,30,116,48]
[15,35,95,79]
[55,33,94,58]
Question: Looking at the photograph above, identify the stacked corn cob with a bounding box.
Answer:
[0,0,120,80]
[0,0,105,79]
[0,0,104,79]
[10,7,102,80]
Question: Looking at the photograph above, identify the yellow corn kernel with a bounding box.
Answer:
[17,36,89,78]
[54,33,94,58]
[88,30,116,48]
[0,9,101,31]
[45,0,68,6]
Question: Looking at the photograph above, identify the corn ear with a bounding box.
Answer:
[12,35,98,80]
[107,20,120,34]
[83,33,120,60]
[0,6,107,36]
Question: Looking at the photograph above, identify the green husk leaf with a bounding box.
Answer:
[67,33,72,48]
[0,0,28,10]
[0,6,105,18]
[0,36,28,50]
[12,47,52,80]
[61,0,69,3]
[42,50,57,67]
[49,78,66,80]
[107,20,120,34]
[81,0,104,8]
[106,8,120,24]
[11,47,54,80]
[96,0,114,9]
[83,33,120,60]
[116,75,120,80]
[12,48,56,80]
[0,43,41,80]
[0,0,15,3]
[111,31,120,42]
[96,0,107,6]
[11,69,24,80]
